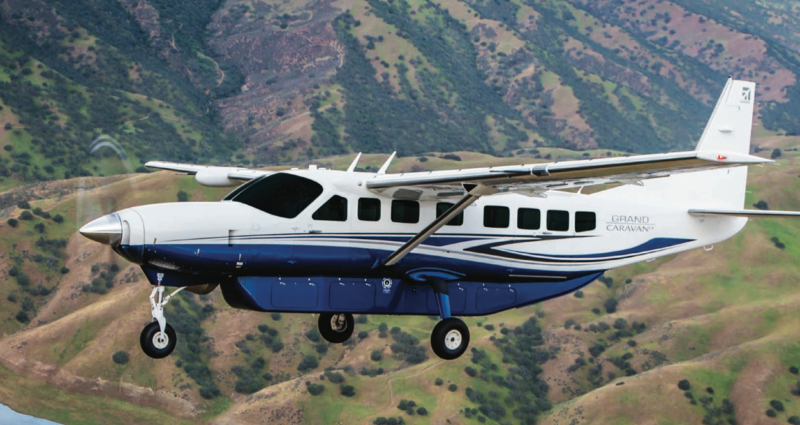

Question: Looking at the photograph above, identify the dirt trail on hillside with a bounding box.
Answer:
[363,360,444,425]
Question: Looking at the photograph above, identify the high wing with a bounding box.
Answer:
[145,161,270,187]
[366,150,771,199]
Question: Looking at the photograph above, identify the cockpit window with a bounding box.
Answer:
[226,173,323,218]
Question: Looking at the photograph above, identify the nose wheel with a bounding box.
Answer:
[140,321,176,358]
[318,312,354,343]
[141,285,184,359]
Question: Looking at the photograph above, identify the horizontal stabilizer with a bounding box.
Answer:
[688,209,800,218]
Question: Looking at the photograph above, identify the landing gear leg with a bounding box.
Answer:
[430,280,469,360]
[140,286,183,359]
[318,313,355,343]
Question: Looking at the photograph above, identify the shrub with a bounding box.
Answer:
[60,267,70,274]
[325,371,345,383]
[297,355,318,372]
[251,357,266,369]
[464,366,477,377]
[358,331,369,339]
[435,378,444,386]
[588,344,605,358]
[19,211,33,221]
[112,351,129,365]
[15,310,29,323]
[17,200,30,209]
[628,339,637,347]
[678,379,691,391]
[271,313,281,321]
[604,298,618,314]
[484,324,494,331]
[306,327,321,342]
[788,416,800,425]
[770,400,784,412]
[791,366,799,375]
[772,148,782,159]
[371,349,382,361]
[448,384,457,392]
[416,407,427,416]
[53,214,64,224]
[7,218,18,228]
[7,294,16,303]
[340,384,356,397]
[753,200,769,210]
[307,383,325,396]
[592,308,601,315]
[356,314,368,324]
[574,290,584,298]
[766,409,776,418]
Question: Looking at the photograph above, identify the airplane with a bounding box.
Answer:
[80,78,800,360]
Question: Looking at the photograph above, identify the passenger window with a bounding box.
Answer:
[436,202,464,226]
[312,195,347,221]
[517,208,541,230]
[484,206,510,228]
[547,210,569,231]
[392,200,419,223]
[358,198,381,221]
[575,211,596,232]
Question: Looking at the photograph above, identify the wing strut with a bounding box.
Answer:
[382,185,494,267]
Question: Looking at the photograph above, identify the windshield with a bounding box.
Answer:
[225,173,323,218]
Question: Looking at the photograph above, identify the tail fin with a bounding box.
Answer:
[598,78,756,209]
[696,78,756,154]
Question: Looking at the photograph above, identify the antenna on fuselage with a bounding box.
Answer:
[377,151,396,175]
[346,152,362,173]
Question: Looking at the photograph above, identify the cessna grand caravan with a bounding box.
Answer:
[80,79,800,360]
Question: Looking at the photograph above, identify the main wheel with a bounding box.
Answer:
[140,321,177,359]
[431,317,470,360]
[318,313,354,343]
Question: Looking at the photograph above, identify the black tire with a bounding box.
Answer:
[140,321,177,359]
[318,313,354,344]
[430,317,470,360]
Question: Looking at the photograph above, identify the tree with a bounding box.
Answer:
[435,378,444,386]
[604,298,618,314]
[753,200,769,210]
[4,123,11,130]
[271,313,281,321]
[112,351,130,365]
[448,384,458,392]
[177,191,189,202]
[19,211,33,221]
[770,400,784,412]
[678,379,691,391]
[7,218,18,228]
[297,354,318,372]
[771,148,782,159]
[307,383,325,396]
[340,384,356,397]
[53,214,64,224]
[371,349,382,361]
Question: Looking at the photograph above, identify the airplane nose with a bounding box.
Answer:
[79,213,122,246]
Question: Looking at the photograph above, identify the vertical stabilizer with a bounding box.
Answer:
[598,78,756,210]
[696,78,756,154]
